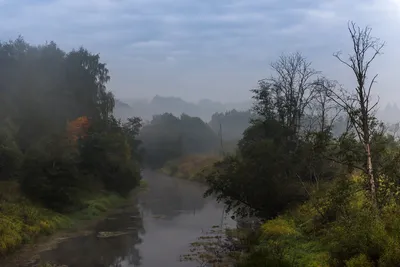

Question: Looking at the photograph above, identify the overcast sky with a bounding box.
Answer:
[1,0,399,104]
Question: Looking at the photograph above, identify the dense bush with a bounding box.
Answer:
[204,120,315,218]
[0,180,124,256]
[0,124,23,181]
[20,135,82,211]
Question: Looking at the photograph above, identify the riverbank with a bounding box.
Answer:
[0,180,139,265]
[3,170,234,267]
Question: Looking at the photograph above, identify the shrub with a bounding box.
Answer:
[345,254,374,267]
[20,135,82,212]
[0,200,66,256]
[241,217,330,267]
[161,154,221,182]
[0,126,23,180]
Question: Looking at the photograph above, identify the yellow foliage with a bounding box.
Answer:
[0,183,122,257]
[345,254,374,267]
[261,217,298,238]
[349,172,363,183]
[0,201,65,256]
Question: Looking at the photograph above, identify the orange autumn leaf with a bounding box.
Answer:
[67,116,90,143]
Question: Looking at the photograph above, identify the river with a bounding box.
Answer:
[17,170,235,267]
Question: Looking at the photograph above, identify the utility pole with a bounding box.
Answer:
[218,122,225,156]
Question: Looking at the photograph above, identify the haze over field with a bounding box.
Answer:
[114,96,252,122]
[113,95,400,125]
[1,0,400,105]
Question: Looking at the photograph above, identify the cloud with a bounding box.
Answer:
[0,0,399,103]
[129,40,172,49]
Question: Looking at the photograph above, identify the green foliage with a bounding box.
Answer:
[345,255,374,267]
[0,122,23,180]
[209,109,252,141]
[70,193,124,221]
[0,37,140,259]
[232,176,400,266]
[0,182,123,257]
[80,119,141,196]
[139,180,148,190]
[0,37,142,216]
[21,134,82,211]
[325,209,387,264]
[140,113,219,168]
[204,119,314,218]
[253,217,329,267]
[0,192,69,255]
[194,44,400,267]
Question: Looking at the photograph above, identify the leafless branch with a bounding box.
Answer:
[331,21,385,207]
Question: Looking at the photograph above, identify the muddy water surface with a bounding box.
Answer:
[21,170,234,267]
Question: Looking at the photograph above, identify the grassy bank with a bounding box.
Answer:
[233,176,400,266]
[160,154,221,182]
[0,181,127,257]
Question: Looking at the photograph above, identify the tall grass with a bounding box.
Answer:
[0,181,125,257]
[161,154,221,182]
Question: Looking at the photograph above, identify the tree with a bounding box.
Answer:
[209,110,252,141]
[311,78,341,133]
[205,119,309,218]
[331,21,385,207]
[123,117,144,163]
[0,119,23,180]
[252,52,321,137]
[0,37,143,211]
[204,54,343,219]
[139,113,219,168]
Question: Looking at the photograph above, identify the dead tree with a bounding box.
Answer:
[331,21,385,207]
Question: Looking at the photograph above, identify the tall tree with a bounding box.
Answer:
[331,21,385,206]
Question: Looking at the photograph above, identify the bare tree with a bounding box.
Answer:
[252,52,320,137]
[312,77,342,133]
[331,21,385,207]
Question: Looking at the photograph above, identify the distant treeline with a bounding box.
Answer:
[136,103,353,171]
[139,113,219,168]
[137,109,255,169]
[113,95,252,122]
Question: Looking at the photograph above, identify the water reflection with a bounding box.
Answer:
[36,202,145,267]
[136,170,234,267]
[24,170,234,267]
[139,170,208,220]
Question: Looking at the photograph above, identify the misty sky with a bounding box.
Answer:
[1,0,399,104]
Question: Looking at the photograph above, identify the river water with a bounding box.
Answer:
[22,170,235,267]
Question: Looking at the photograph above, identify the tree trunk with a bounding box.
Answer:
[365,143,377,207]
